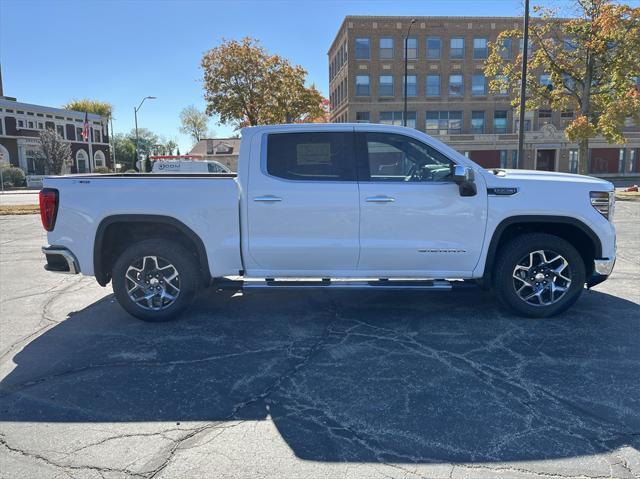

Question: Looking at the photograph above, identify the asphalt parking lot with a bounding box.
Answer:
[0,202,638,479]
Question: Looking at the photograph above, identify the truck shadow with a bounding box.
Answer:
[0,287,638,463]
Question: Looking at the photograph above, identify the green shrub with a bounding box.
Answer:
[94,166,111,174]
[1,166,26,187]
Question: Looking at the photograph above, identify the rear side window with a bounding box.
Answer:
[266,132,355,181]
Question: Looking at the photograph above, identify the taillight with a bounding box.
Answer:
[39,188,59,231]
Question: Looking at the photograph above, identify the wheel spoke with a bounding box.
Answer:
[125,255,181,311]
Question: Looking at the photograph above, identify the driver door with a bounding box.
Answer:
[355,132,487,277]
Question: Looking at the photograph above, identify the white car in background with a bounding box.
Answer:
[151,159,231,174]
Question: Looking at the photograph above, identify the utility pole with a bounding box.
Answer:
[517,0,530,169]
[134,96,156,171]
[110,116,117,173]
[403,19,416,127]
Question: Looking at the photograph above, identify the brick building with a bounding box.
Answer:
[0,95,111,186]
[328,16,640,176]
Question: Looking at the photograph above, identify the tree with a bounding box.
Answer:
[165,140,178,155]
[179,106,209,144]
[485,0,640,174]
[112,133,137,170]
[201,37,325,128]
[37,129,72,175]
[62,99,113,120]
[126,128,159,160]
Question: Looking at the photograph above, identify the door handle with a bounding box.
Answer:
[254,195,282,202]
[365,195,395,203]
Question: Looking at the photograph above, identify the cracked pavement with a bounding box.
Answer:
[0,202,638,479]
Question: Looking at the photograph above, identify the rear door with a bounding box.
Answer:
[246,130,360,274]
[356,131,487,277]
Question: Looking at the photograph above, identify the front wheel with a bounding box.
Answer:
[493,233,586,318]
[112,239,200,321]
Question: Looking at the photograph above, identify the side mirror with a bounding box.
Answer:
[452,165,477,197]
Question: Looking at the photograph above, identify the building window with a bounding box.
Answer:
[538,109,552,129]
[450,37,464,59]
[27,120,35,129]
[519,38,534,55]
[618,149,626,173]
[56,124,65,138]
[355,37,370,59]
[500,150,508,168]
[403,75,417,97]
[496,74,509,95]
[499,38,512,59]
[356,112,370,123]
[94,150,106,168]
[379,111,416,129]
[0,118,3,136]
[26,147,44,175]
[563,38,577,51]
[404,37,417,59]
[540,74,552,90]
[76,149,89,173]
[630,149,637,173]
[355,75,370,96]
[562,74,576,92]
[17,119,24,128]
[76,127,85,142]
[37,122,44,129]
[472,74,486,96]
[448,74,464,96]
[379,75,394,97]
[494,110,508,134]
[426,36,441,59]
[379,37,394,59]
[426,75,441,96]
[473,38,488,59]
[471,111,485,133]
[94,128,102,143]
[515,118,532,132]
[568,149,578,173]
[511,150,519,168]
[425,111,463,135]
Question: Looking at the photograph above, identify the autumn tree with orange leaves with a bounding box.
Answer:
[485,0,640,174]
[201,38,325,128]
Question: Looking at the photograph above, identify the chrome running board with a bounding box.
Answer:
[215,278,454,291]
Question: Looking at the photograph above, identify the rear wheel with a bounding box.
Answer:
[112,239,199,321]
[494,233,586,318]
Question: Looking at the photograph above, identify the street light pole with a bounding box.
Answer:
[134,96,156,171]
[403,19,416,127]
[517,0,530,169]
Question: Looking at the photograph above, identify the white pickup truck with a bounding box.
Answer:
[40,124,616,321]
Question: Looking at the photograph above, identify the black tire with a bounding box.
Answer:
[112,239,200,322]
[493,233,586,318]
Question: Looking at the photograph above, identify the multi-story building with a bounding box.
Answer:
[328,16,640,176]
[0,95,111,186]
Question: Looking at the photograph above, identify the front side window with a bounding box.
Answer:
[472,74,486,96]
[473,38,488,59]
[425,111,463,135]
[426,36,441,59]
[403,75,417,97]
[355,37,370,59]
[267,132,355,181]
[355,75,370,96]
[426,75,440,96]
[359,132,454,183]
[450,37,464,59]
[494,110,508,134]
[471,111,485,133]
[379,37,394,59]
[449,74,464,96]
[405,37,417,59]
[379,75,394,97]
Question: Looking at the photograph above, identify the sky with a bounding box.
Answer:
[2,0,638,154]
